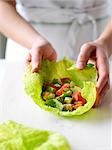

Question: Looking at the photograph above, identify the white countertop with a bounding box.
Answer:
[0,60,112,150]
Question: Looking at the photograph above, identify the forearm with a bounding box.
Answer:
[0,0,42,49]
[97,18,112,57]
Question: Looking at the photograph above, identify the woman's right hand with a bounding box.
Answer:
[26,36,57,72]
[0,1,57,71]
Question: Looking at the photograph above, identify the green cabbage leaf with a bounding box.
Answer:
[24,58,97,116]
[0,120,70,150]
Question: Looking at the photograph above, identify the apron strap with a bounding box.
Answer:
[67,13,97,58]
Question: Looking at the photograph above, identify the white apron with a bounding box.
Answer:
[6,0,110,61]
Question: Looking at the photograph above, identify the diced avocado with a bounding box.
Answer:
[56,96,64,103]
[64,97,73,104]
[54,83,61,88]
[52,78,61,84]
[66,90,72,96]
[61,90,72,98]
[70,81,75,88]
[63,88,69,92]
[47,93,55,99]
[71,86,81,92]
[46,86,55,93]
[43,92,55,101]
[42,92,49,100]
[45,99,63,110]
[63,104,73,111]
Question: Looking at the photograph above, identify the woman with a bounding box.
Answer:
[0,0,111,106]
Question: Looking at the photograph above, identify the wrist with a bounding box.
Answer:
[32,35,49,49]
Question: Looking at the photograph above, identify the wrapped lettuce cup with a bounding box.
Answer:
[0,120,70,150]
[24,58,97,116]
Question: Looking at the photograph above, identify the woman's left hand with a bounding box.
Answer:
[76,40,110,107]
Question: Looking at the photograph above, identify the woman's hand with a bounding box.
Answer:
[0,1,57,68]
[26,36,57,72]
[76,40,110,107]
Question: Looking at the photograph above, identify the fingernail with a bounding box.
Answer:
[32,63,39,73]
[76,62,84,69]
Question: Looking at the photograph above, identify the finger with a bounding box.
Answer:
[42,44,57,61]
[31,49,42,73]
[76,43,96,69]
[48,50,57,61]
[96,49,109,94]
[25,52,31,66]
[94,81,110,107]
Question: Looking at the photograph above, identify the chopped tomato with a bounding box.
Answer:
[42,78,87,112]
[72,103,82,110]
[45,83,60,90]
[60,83,70,92]
[62,83,70,89]
[56,88,64,96]
[78,93,87,105]
[74,101,83,105]
[72,91,87,105]
[72,91,80,101]
[61,78,70,84]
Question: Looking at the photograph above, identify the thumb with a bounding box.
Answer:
[31,48,42,73]
[76,43,96,69]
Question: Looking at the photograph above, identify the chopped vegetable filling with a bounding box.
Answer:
[42,78,87,111]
